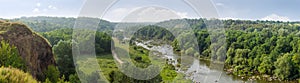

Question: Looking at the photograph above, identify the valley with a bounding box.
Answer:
[0,17,299,83]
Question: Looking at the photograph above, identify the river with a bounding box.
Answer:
[134,41,298,83]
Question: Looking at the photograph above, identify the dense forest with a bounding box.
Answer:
[0,17,299,83]
[131,25,175,42]
[189,19,300,81]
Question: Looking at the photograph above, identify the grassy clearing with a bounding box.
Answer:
[75,54,118,82]
[112,37,129,51]
[96,54,118,80]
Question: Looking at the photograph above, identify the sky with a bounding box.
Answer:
[0,0,300,22]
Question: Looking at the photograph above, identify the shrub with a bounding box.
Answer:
[44,65,60,83]
[0,67,37,83]
[0,40,26,71]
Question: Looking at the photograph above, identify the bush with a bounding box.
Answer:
[0,67,37,83]
[0,40,26,71]
[69,74,81,83]
[44,65,60,83]
[53,40,78,79]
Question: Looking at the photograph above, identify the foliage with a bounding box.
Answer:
[131,25,175,42]
[53,40,78,80]
[41,28,72,45]
[160,64,177,82]
[274,53,294,80]
[0,40,26,71]
[68,74,81,83]
[42,28,112,54]
[0,67,37,83]
[108,70,162,83]
[129,46,151,68]
[167,19,300,80]
[11,16,115,32]
[7,17,300,81]
[44,65,60,83]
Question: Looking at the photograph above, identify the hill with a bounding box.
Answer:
[10,16,115,32]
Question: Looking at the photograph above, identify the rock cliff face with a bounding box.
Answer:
[0,20,56,81]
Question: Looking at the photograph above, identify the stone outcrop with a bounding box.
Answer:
[0,20,56,81]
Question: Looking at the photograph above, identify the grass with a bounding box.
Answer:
[76,48,194,82]
[112,37,129,51]
[96,54,118,80]
[75,39,191,82]
[75,53,118,81]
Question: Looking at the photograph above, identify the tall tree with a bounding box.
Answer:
[274,53,294,80]
[53,40,79,79]
[0,40,26,71]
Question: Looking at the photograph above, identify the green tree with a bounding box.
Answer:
[44,65,60,83]
[274,53,293,80]
[225,47,235,65]
[160,64,177,82]
[292,53,300,78]
[0,40,26,71]
[53,40,78,80]
[258,55,273,74]
[233,49,250,65]
[69,74,81,83]
[95,32,112,54]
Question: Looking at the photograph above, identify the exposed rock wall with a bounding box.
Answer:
[0,20,56,81]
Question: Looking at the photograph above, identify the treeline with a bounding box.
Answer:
[155,18,299,80]
[41,28,112,82]
[41,28,112,54]
[180,19,300,80]
[10,16,115,32]
[130,25,175,43]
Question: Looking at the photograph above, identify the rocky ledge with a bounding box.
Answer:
[0,20,56,81]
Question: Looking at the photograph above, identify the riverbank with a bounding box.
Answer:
[197,57,299,83]
[133,40,299,83]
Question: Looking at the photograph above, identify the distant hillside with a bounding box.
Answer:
[131,25,175,42]
[9,16,115,32]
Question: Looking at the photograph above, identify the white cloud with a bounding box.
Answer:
[48,5,57,10]
[261,14,290,22]
[103,7,192,22]
[102,7,140,22]
[32,5,56,13]
[176,12,188,18]
[219,17,241,20]
[219,17,255,21]
[32,8,39,13]
[36,3,41,7]
[215,3,224,6]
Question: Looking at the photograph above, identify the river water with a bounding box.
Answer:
[134,41,298,83]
